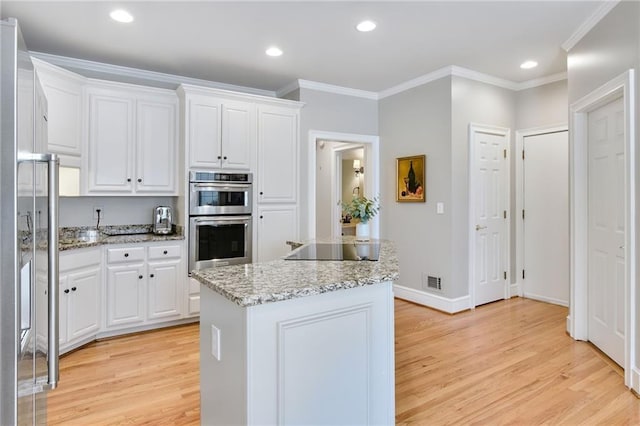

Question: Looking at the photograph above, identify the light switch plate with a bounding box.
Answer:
[436,202,444,214]
[211,324,221,360]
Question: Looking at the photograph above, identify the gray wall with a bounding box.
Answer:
[59,196,178,228]
[298,88,379,239]
[515,80,568,130]
[450,76,516,298]
[566,0,640,374]
[379,77,452,294]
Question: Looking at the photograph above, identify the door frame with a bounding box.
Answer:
[515,124,568,299]
[468,123,511,308]
[569,69,636,389]
[308,131,380,240]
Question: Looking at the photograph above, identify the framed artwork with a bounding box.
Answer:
[396,155,426,202]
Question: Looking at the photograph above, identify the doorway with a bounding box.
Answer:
[569,70,636,386]
[468,124,510,307]
[307,131,380,240]
[516,127,569,306]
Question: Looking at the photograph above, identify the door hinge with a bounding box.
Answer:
[522,209,525,220]
[503,271,507,280]
[522,150,525,160]
[503,149,507,159]
[503,210,507,219]
[522,270,525,279]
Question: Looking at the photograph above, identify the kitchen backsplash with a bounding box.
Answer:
[59,196,179,228]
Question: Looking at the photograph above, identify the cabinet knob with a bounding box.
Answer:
[138,275,143,279]
[260,215,263,219]
[217,155,222,160]
[259,191,263,195]
[127,178,131,182]
[163,250,168,255]
[150,274,155,278]
[124,253,129,257]
[64,289,70,294]
[223,156,227,160]
[71,287,77,292]
[137,178,142,183]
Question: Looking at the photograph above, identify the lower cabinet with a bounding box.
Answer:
[256,204,299,262]
[105,242,184,331]
[186,277,201,316]
[59,248,101,353]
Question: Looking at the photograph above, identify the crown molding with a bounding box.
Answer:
[278,79,379,100]
[515,72,567,91]
[378,66,454,99]
[450,66,520,91]
[561,0,620,52]
[30,51,277,98]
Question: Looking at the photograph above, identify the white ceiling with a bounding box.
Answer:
[2,1,605,94]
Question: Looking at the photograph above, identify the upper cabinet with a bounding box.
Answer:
[85,81,178,195]
[33,58,85,161]
[179,87,255,170]
[257,106,299,204]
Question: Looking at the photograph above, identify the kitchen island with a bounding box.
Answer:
[191,239,398,426]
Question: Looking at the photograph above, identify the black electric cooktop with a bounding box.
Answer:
[284,243,381,261]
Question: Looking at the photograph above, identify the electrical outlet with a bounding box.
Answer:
[93,206,104,219]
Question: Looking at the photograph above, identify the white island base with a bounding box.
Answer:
[200,281,395,426]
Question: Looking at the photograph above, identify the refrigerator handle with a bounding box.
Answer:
[47,154,59,389]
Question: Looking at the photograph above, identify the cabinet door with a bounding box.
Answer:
[147,260,182,320]
[36,65,83,156]
[188,97,222,169]
[221,101,254,170]
[257,107,298,203]
[87,90,134,193]
[257,205,299,262]
[67,267,101,341]
[106,263,145,327]
[58,275,69,346]
[136,98,177,194]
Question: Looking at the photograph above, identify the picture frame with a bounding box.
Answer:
[396,155,426,202]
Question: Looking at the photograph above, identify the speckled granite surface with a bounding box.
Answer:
[191,238,398,307]
[57,224,184,251]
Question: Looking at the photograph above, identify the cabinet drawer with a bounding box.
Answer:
[107,247,145,264]
[148,245,181,260]
[60,248,101,272]
[189,277,201,294]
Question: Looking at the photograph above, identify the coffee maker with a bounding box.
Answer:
[153,206,173,235]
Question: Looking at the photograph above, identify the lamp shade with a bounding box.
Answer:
[353,159,361,169]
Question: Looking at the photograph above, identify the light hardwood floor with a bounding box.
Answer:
[48,297,639,425]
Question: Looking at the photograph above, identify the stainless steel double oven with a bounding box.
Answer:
[189,171,252,271]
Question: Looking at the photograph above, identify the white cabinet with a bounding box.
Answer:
[257,106,298,204]
[180,88,255,170]
[105,242,184,330]
[33,58,84,159]
[186,277,201,317]
[256,205,299,262]
[85,82,178,195]
[58,248,101,353]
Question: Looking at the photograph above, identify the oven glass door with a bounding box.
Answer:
[190,183,252,215]
[189,216,252,271]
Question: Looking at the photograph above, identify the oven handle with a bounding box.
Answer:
[193,216,252,225]
[191,183,252,191]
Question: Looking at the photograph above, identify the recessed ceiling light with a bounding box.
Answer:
[356,20,377,32]
[110,9,134,23]
[265,46,283,57]
[520,60,538,69]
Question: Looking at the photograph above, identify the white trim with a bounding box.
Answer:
[632,367,640,395]
[279,79,379,100]
[393,285,471,314]
[451,66,519,91]
[379,66,455,99]
[31,51,276,97]
[276,79,301,98]
[307,131,380,240]
[468,123,511,308]
[561,0,620,52]
[569,69,635,388]
[177,83,304,109]
[509,283,520,298]
[515,124,568,300]
[521,292,569,308]
[331,148,342,238]
[516,72,568,91]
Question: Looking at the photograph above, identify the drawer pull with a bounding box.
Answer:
[124,253,129,258]
[138,275,143,279]
[64,289,70,294]
[150,274,155,278]
[163,250,168,255]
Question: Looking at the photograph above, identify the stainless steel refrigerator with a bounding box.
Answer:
[0,18,60,425]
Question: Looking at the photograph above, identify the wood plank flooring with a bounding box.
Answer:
[47,297,639,425]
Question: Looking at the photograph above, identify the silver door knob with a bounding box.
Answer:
[475,225,487,231]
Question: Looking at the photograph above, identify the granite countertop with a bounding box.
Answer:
[57,224,184,251]
[191,238,399,308]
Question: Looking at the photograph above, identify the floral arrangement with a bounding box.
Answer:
[340,195,380,224]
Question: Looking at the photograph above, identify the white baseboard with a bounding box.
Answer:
[510,283,520,298]
[632,367,640,395]
[522,292,569,307]
[393,284,471,314]
[97,317,199,339]
[566,315,572,335]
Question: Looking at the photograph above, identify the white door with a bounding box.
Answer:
[106,264,146,327]
[522,131,569,305]
[188,97,222,169]
[587,96,625,367]
[147,260,181,320]
[471,127,509,306]
[221,101,254,169]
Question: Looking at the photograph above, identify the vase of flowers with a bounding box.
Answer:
[340,195,380,241]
